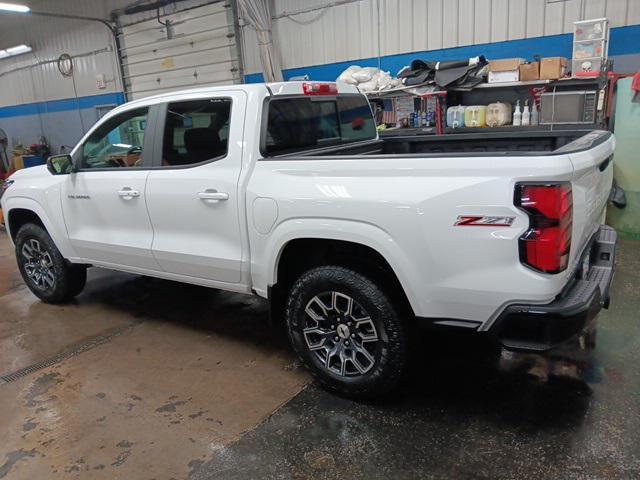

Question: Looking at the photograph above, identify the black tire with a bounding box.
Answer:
[285,266,409,399]
[15,223,87,304]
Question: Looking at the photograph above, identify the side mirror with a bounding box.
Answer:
[46,154,75,175]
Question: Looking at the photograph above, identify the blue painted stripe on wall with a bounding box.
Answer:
[245,24,640,83]
[0,92,125,119]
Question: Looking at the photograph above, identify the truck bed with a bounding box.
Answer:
[275,129,610,158]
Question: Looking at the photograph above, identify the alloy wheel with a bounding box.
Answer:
[21,238,56,291]
[302,291,380,377]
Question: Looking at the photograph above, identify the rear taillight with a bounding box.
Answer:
[302,82,338,96]
[515,183,572,274]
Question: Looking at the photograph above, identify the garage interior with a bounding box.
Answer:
[1,1,640,479]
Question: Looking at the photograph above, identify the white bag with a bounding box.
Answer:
[337,65,361,85]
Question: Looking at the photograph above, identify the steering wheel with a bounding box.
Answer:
[105,145,142,167]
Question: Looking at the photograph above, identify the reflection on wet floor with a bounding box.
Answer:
[189,239,640,480]
[1,231,639,479]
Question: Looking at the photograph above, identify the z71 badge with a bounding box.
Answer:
[454,215,515,227]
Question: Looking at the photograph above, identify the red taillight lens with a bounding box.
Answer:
[302,82,338,96]
[519,185,572,220]
[515,183,572,274]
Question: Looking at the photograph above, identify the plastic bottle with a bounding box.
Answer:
[522,99,530,126]
[531,102,539,126]
[513,100,522,126]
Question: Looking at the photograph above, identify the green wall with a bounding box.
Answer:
[607,77,640,240]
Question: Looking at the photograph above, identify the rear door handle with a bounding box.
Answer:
[117,188,140,199]
[198,190,229,201]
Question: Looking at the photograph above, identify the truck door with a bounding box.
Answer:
[61,106,161,270]
[145,92,247,283]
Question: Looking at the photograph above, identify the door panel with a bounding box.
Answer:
[62,106,160,270]
[145,91,247,282]
[61,171,159,269]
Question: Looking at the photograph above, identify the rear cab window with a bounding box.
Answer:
[263,95,376,156]
[161,98,231,167]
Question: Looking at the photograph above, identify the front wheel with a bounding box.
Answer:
[285,266,409,399]
[15,223,87,304]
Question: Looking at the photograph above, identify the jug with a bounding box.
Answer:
[464,106,487,128]
[447,105,466,128]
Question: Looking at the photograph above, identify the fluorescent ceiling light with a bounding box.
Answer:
[5,44,31,54]
[0,44,32,59]
[0,3,30,12]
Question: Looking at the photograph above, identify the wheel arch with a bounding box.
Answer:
[7,208,46,242]
[3,197,76,259]
[261,219,420,324]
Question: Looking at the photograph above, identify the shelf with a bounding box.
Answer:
[452,79,552,90]
[378,124,600,137]
[449,76,604,91]
[573,38,606,44]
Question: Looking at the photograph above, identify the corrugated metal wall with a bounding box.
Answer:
[0,0,232,148]
[0,0,122,108]
[241,0,640,75]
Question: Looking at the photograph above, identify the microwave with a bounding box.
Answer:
[539,90,597,125]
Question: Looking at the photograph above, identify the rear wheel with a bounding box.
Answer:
[285,266,409,399]
[15,223,86,304]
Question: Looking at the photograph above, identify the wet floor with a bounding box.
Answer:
[0,229,639,479]
[192,238,640,480]
[0,231,308,479]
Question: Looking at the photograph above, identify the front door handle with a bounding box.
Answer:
[198,190,229,202]
[117,188,140,199]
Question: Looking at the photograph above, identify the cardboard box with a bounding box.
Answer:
[519,62,540,81]
[488,70,519,83]
[488,58,524,83]
[540,57,568,80]
[489,58,525,72]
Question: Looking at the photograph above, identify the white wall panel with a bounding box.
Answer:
[583,0,606,19]
[458,0,475,46]
[606,0,628,26]
[426,0,444,51]
[544,0,565,35]
[629,0,640,24]
[491,0,509,42]
[508,0,527,39]
[0,0,122,107]
[564,0,584,33]
[474,0,492,44]
[442,0,459,48]
[242,0,640,76]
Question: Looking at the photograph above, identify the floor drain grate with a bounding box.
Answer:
[0,323,139,385]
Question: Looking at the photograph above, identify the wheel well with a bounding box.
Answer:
[7,209,45,242]
[270,238,414,324]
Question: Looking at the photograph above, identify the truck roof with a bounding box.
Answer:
[119,81,361,111]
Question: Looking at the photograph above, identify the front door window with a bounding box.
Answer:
[81,107,149,169]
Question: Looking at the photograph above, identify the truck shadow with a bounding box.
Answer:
[396,330,593,431]
[37,267,594,431]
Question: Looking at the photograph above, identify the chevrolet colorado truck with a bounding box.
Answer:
[0,82,617,398]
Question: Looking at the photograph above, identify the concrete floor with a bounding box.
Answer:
[1,230,639,479]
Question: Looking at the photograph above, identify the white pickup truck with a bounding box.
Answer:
[1,81,617,398]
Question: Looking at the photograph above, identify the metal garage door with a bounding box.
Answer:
[119,1,243,100]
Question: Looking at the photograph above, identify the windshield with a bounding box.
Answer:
[264,95,376,155]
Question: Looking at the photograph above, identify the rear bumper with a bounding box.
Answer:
[490,225,617,352]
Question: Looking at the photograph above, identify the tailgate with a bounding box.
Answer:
[561,131,615,272]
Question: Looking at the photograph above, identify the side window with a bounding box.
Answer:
[81,108,148,169]
[161,98,232,167]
